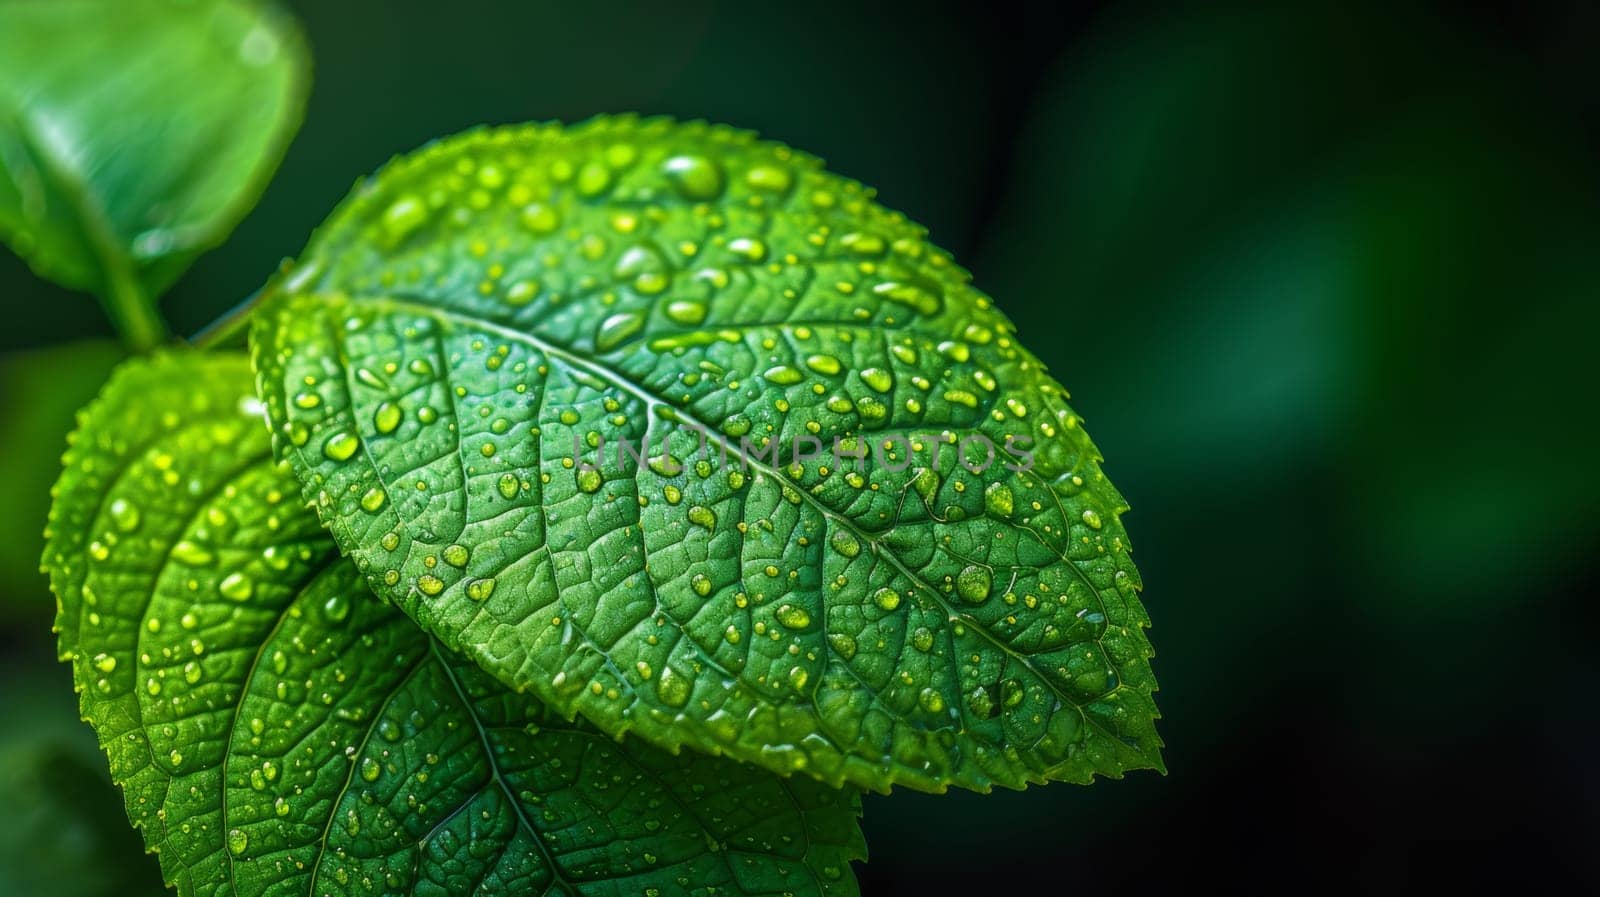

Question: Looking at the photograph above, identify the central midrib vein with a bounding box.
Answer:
[339,294,1133,763]
[429,640,580,896]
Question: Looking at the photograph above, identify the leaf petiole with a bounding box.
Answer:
[99,262,168,352]
[190,286,264,350]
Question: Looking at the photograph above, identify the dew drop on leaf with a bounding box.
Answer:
[108,498,141,532]
[218,572,253,602]
[661,154,725,200]
[775,604,812,630]
[322,430,360,462]
[655,665,691,708]
[956,565,992,604]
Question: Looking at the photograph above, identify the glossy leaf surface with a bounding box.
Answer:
[45,352,864,897]
[254,118,1161,793]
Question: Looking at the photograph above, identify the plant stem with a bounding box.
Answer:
[190,285,264,350]
[101,265,168,351]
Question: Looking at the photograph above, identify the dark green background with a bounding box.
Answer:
[3,1,1596,893]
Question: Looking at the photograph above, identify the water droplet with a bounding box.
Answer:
[466,578,496,601]
[827,632,857,660]
[506,279,540,306]
[1002,678,1026,708]
[497,473,521,499]
[919,687,946,713]
[763,365,803,386]
[108,498,141,532]
[830,530,861,558]
[775,604,812,630]
[873,280,942,315]
[956,565,992,604]
[360,757,381,782]
[322,430,360,462]
[227,829,249,857]
[595,311,644,351]
[382,195,427,243]
[373,402,402,434]
[417,575,444,597]
[355,367,389,391]
[744,164,793,194]
[321,593,351,624]
[577,160,613,197]
[840,232,887,256]
[614,244,672,295]
[727,236,766,261]
[984,483,1014,517]
[576,469,603,493]
[804,354,842,376]
[857,367,893,393]
[655,665,691,707]
[442,544,469,568]
[873,587,902,612]
[687,505,716,530]
[378,718,402,742]
[1081,508,1103,530]
[171,541,213,567]
[967,686,996,719]
[520,202,560,233]
[664,299,708,325]
[218,572,254,602]
[662,154,725,200]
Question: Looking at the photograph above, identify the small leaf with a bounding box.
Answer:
[0,0,309,344]
[45,352,864,897]
[252,117,1161,793]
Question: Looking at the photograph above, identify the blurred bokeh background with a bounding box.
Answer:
[2,0,1595,893]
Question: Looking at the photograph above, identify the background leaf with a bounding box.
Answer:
[0,0,309,346]
[45,351,864,897]
[253,117,1160,794]
[0,339,122,625]
[0,656,166,897]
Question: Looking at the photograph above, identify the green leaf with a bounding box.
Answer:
[0,0,309,347]
[45,351,865,897]
[252,117,1161,793]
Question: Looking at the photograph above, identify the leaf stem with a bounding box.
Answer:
[101,264,169,351]
[190,285,264,350]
